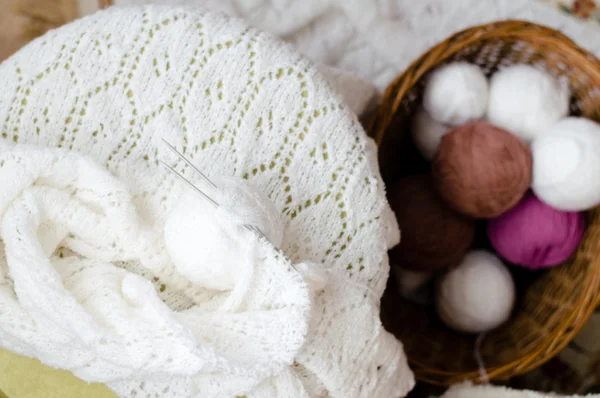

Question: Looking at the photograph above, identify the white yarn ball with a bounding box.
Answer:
[164,177,283,291]
[422,62,489,126]
[532,117,600,211]
[487,64,570,142]
[436,251,515,334]
[411,108,450,159]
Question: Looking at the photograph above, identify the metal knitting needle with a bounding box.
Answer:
[159,160,219,209]
[162,161,285,258]
[162,139,267,239]
[162,138,217,189]
[160,141,284,257]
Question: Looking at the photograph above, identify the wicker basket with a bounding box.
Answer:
[371,21,600,386]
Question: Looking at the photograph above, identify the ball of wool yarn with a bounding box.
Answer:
[422,62,489,126]
[164,176,283,291]
[437,250,515,333]
[388,174,476,271]
[411,108,451,159]
[432,121,532,218]
[487,64,570,142]
[487,192,584,269]
[532,117,600,211]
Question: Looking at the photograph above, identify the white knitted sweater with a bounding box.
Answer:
[0,5,413,398]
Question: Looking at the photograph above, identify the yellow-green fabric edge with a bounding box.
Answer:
[0,348,116,398]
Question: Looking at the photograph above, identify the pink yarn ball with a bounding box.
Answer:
[487,192,585,269]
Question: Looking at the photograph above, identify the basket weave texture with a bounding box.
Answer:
[370,20,600,386]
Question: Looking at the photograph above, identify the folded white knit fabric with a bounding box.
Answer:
[0,5,413,398]
[0,143,313,395]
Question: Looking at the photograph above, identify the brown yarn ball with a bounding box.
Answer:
[432,121,532,218]
[388,174,476,271]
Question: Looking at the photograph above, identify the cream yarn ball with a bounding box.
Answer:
[164,177,284,291]
[411,108,450,159]
[422,62,489,126]
[487,64,570,142]
[436,251,515,334]
[532,117,600,211]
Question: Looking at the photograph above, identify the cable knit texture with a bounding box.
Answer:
[0,5,412,398]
